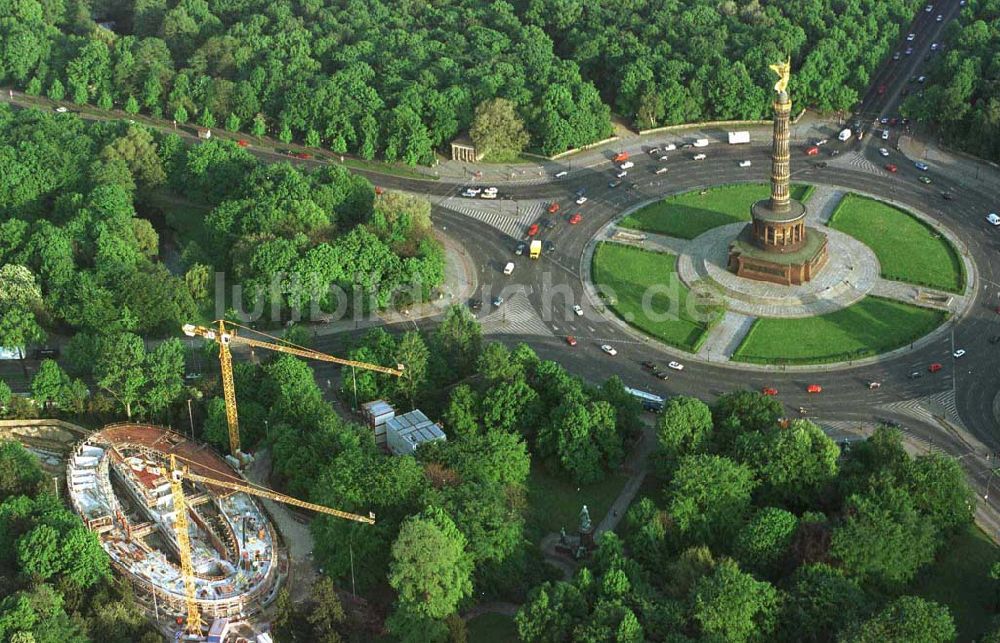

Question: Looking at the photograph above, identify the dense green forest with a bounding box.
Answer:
[903,0,1000,162]
[516,395,993,642]
[0,0,921,160]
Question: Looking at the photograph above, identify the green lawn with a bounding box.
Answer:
[619,183,814,239]
[467,613,519,643]
[910,525,1000,641]
[828,194,964,293]
[731,296,946,365]
[526,462,627,537]
[591,242,720,352]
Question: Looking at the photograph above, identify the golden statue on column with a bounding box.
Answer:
[769,58,791,94]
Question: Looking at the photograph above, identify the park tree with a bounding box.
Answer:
[736,420,839,509]
[904,452,975,534]
[94,332,147,419]
[124,95,140,115]
[395,331,428,407]
[667,454,756,548]
[470,98,530,159]
[516,579,589,642]
[100,126,167,187]
[690,559,780,643]
[844,596,955,643]
[656,396,713,469]
[0,440,45,499]
[388,507,473,619]
[781,563,867,643]
[733,507,798,578]
[173,105,188,124]
[711,390,783,452]
[307,576,346,642]
[30,360,74,410]
[441,384,479,439]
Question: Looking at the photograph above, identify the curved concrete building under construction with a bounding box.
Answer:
[66,424,285,622]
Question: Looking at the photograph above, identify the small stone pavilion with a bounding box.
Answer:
[728,60,828,285]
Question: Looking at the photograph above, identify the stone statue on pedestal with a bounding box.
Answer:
[579,505,592,533]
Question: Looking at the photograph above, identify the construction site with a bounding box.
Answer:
[66,423,285,633]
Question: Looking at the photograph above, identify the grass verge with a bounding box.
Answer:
[731,296,946,365]
[827,193,963,293]
[619,183,813,239]
[467,613,519,643]
[526,462,627,538]
[909,524,1000,641]
[591,242,721,352]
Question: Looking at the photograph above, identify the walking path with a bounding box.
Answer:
[696,311,755,362]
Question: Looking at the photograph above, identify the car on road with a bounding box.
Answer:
[548,202,560,214]
[659,154,670,161]
[54,106,68,113]
[988,213,1000,226]
[572,304,584,316]
[655,167,668,174]
[663,143,677,151]
[544,240,555,252]
[936,13,943,21]
[917,75,926,83]
[761,387,778,396]
[575,196,588,205]
[566,335,577,346]
[692,153,707,160]
[554,170,568,178]
[806,384,823,393]
[619,161,634,170]
[294,152,312,159]
[503,262,514,275]
[609,179,623,188]
[930,42,939,51]
[575,187,587,197]
[929,362,942,373]
[569,213,582,224]
[527,223,539,236]
[667,361,684,371]
[907,32,916,41]
[615,170,627,178]
[515,242,526,255]
[881,129,889,140]
[879,147,890,157]
[918,176,932,184]
[543,218,557,229]
[468,298,482,311]
[237,139,250,147]
[829,149,840,157]
[953,349,966,358]
[915,161,929,171]
[642,361,657,370]
[885,163,898,173]
[739,160,752,168]
[601,344,618,356]
[463,187,482,197]
[656,371,670,380]
[492,295,504,307]
[813,161,828,168]
[648,147,660,155]
[925,3,933,11]
[941,192,954,200]
[892,51,901,61]
[480,190,497,199]
[815,139,829,146]
[805,146,820,155]
[905,46,914,56]
[908,371,922,379]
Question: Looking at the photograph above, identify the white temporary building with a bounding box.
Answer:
[385,410,446,456]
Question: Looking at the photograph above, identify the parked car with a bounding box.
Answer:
[655,167,668,174]
[572,305,584,316]
[915,161,929,171]
[953,349,966,358]
[492,295,504,307]
[692,153,707,160]
[918,176,932,184]
[663,143,677,151]
[987,213,1000,226]
[237,139,250,147]
[575,196,588,205]
[615,170,627,178]
[544,240,555,252]
[879,147,890,157]
[882,129,890,140]
[907,32,916,41]
[739,160,752,167]
[619,161,634,169]
[667,361,684,371]
[601,344,618,356]
[941,192,954,200]
[548,202,560,214]
[641,361,657,370]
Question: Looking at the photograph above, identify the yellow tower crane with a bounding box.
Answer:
[168,453,375,636]
[183,321,404,459]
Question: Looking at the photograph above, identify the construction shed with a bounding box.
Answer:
[385,410,446,456]
[361,400,395,448]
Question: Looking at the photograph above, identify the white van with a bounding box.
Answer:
[693,138,709,147]
[503,262,515,275]
[987,213,1000,226]
[693,153,707,160]
[739,160,752,167]
[619,161,634,169]
[838,128,852,142]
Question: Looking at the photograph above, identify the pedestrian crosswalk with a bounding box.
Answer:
[440,199,545,240]
[841,151,885,175]
[878,389,966,432]
[479,290,552,337]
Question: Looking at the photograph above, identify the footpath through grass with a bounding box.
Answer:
[910,524,1000,641]
[526,462,627,538]
[619,183,814,239]
[828,193,964,293]
[732,296,946,365]
[591,242,720,352]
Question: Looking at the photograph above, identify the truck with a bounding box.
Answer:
[838,128,852,142]
[503,262,515,275]
[530,240,542,259]
[728,131,750,144]
[693,138,710,147]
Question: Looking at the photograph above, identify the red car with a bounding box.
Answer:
[547,202,561,214]
[878,84,887,95]
[761,387,778,396]
[613,151,629,162]
[885,163,898,173]
[566,335,577,346]
[929,362,942,373]
[805,146,819,156]
[295,152,312,159]
[806,384,822,394]
[236,139,249,147]
[569,213,582,225]
[527,223,539,236]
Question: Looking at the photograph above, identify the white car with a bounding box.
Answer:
[659,155,670,161]
[953,349,966,359]
[464,187,481,195]
[693,153,706,160]
[572,305,583,316]
[815,139,828,146]
[881,129,890,140]
[648,148,660,155]
[667,361,684,371]
[930,42,939,51]
[616,170,628,178]
[936,13,943,21]
[575,196,588,205]
[620,161,634,169]
[739,160,752,168]
[484,186,497,193]
[907,32,916,41]
[663,143,677,151]
[987,213,1000,226]
[878,147,890,157]
[54,106,68,113]
[655,167,668,174]
[601,344,617,356]
[554,170,568,178]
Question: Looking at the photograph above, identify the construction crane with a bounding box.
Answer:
[168,454,375,636]
[183,321,404,459]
